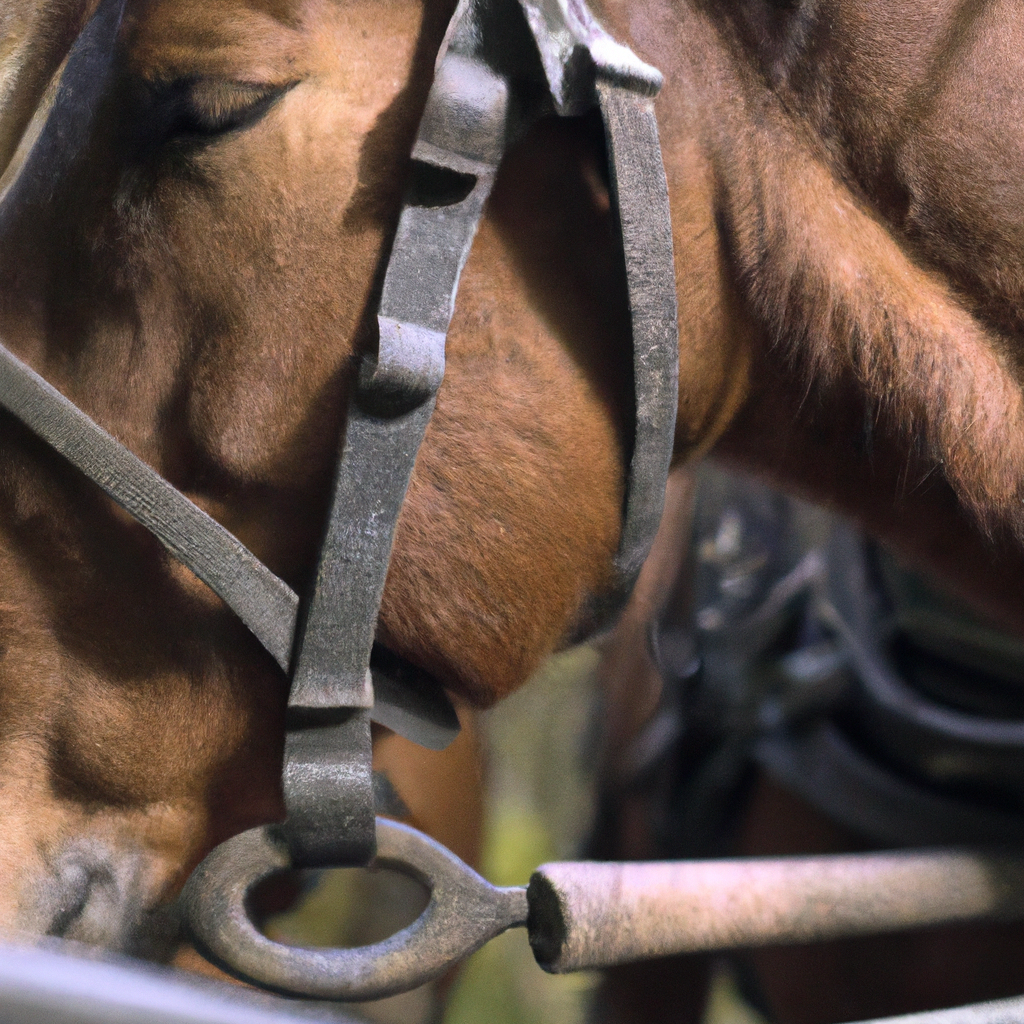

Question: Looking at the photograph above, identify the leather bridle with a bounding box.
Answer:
[0,0,679,995]
[9,2,1024,1016]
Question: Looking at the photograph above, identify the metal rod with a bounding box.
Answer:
[527,849,1024,973]
[0,939,366,1024]
[849,996,1024,1024]
[2,933,1024,1024]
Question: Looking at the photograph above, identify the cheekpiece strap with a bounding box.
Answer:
[597,82,678,588]
[281,0,678,866]
[282,0,515,865]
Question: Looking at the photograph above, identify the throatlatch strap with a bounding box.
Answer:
[516,0,680,589]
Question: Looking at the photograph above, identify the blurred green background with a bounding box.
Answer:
[442,645,603,1024]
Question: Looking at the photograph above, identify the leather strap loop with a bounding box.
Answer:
[597,80,679,589]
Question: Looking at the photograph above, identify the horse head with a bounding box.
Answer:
[0,0,644,949]
[1,0,1024,962]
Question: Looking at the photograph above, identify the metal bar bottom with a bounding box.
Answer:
[853,997,1024,1024]
[0,938,367,1024]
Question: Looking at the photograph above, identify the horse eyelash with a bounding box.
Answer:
[186,79,298,135]
[153,78,298,139]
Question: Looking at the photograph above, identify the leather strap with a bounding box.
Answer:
[0,343,300,671]
[597,81,678,588]
[280,0,680,864]
[283,4,513,864]
[513,0,679,589]
[0,343,459,749]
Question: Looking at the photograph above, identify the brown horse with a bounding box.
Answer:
[3,0,1024,997]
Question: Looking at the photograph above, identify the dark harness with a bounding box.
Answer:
[644,464,1024,859]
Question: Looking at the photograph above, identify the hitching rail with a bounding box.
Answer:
[867,999,1024,1024]
[2,937,1024,1024]
[529,849,1024,972]
[0,939,367,1024]
[14,828,1024,1022]
[186,819,1024,1002]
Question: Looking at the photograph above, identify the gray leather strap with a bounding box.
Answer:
[288,49,508,714]
[597,81,679,587]
[515,0,679,588]
[0,343,299,669]
[0,342,459,751]
[282,0,513,866]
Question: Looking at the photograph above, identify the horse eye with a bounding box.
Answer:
[152,78,297,139]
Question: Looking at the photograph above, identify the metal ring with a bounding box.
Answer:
[181,818,528,1001]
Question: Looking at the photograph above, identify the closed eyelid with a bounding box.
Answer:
[179,78,299,134]
[136,76,300,142]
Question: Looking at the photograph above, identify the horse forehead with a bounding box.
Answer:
[122,0,317,82]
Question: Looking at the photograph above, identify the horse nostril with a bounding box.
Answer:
[46,861,93,936]
[43,848,118,939]
[33,841,180,957]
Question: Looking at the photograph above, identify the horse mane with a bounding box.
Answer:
[717,69,1024,541]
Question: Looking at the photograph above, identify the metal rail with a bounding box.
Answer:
[0,939,367,1024]
[186,818,1024,1000]
[8,823,1024,1022]
[861,998,1024,1024]
[529,849,1024,972]
[1,933,1024,1024]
